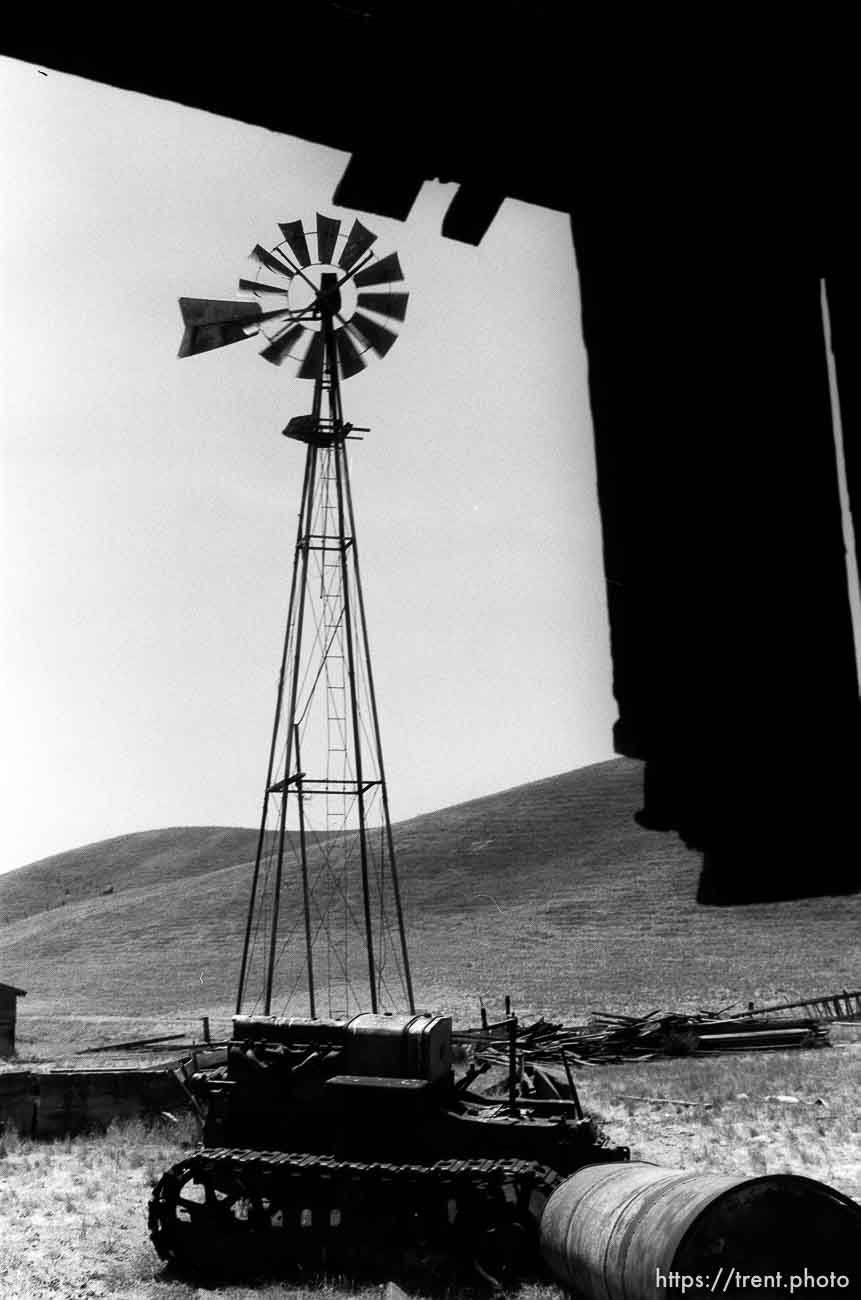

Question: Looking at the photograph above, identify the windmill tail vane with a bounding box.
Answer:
[179,214,414,1021]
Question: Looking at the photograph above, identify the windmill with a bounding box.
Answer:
[178,213,414,1022]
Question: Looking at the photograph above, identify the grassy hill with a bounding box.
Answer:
[0,828,265,925]
[2,758,858,1053]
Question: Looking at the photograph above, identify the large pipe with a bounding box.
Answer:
[540,1162,860,1299]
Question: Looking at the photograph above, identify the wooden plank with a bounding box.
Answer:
[75,1031,194,1054]
[729,989,860,1020]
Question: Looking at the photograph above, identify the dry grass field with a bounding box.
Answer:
[0,1036,858,1300]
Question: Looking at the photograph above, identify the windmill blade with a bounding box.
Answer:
[260,322,305,366]
[238,277,291,296]
[338,219,378,273]
[256,305,301,325]
[348,311,398,358]
[297,331,325,379]
[177,297,262,357]
[353,251,404,287]
[316,213,341,266]
[278,220,311,268]
[335,326,367,379]
[250,244,294,281]
[356,291,409,322]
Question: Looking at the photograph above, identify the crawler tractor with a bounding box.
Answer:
[149,1010,628,1282]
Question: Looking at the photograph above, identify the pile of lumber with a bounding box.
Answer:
[455,1007,830,1066]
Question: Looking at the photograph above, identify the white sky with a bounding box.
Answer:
[0,56,617,874]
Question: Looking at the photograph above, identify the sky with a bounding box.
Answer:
[0,55,617,874]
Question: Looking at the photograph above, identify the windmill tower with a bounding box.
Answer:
[178,214,414,1022]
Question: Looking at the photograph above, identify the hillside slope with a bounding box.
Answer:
[2,759,858,1032]
[0,827,269,925]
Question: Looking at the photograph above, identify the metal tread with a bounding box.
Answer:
[149,1146,563,1282]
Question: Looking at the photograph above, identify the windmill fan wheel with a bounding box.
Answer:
[178,213,408,381]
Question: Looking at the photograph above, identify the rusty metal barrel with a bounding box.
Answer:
[540,1161,861,1298]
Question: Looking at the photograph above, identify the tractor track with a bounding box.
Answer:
[149,1146,563,1285]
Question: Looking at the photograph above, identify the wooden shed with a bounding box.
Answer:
[0,983,26,1058]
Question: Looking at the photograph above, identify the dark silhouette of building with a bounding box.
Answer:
[5,8,859,902]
